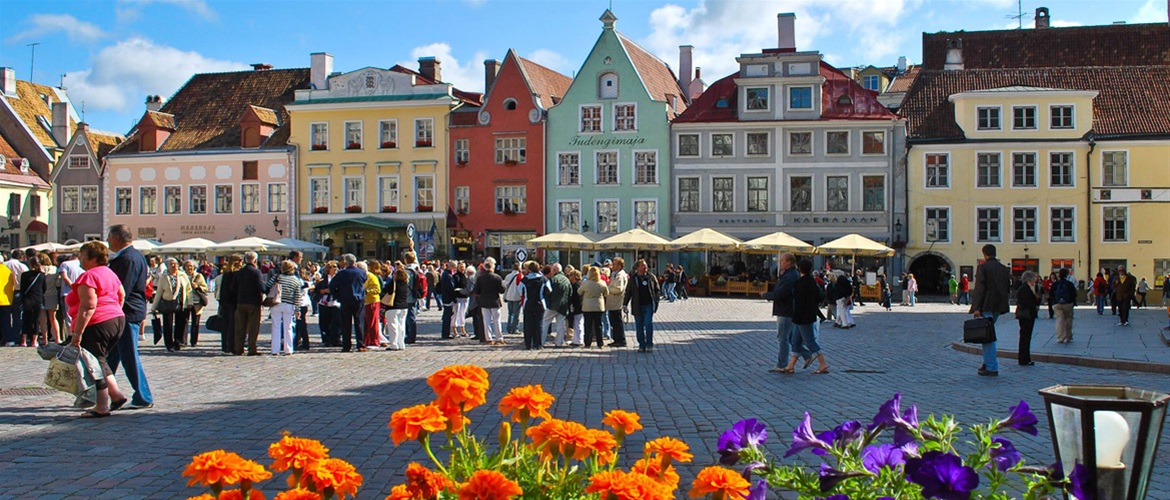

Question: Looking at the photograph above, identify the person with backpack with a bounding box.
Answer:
[503,262,523,335]
[1052,268,1077,343]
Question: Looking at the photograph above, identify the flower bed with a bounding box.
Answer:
[381,141,397,149]
[380,206,398,213]
[417,205,434,212]
[312,206,328,214]
[344,205,362,214]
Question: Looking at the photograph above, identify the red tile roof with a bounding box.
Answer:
[112,68,310,153]
[142,110,176,130]
[899,66,1170,139]
[387,65,483,106]
[516,55,572,109]
[84,128,125,159]
[673,61,898,123]
[922,23,1170,70]
[885,65,921,93]
[0,134,18,159]
[0,133,46,186]
[617,34,688,119]
[245,105,281,126]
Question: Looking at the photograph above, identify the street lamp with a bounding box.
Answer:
[272,215,284,236]
[582,220,590,232]
[894,219,903,241]
[1038,384,1170,499]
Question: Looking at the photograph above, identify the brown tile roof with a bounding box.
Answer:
[674,61,898,124]
[246,105,281,126]
[617,33,688,119]
[922,23,1170,70]
[5,80,75,149]
[0,135,48,187]
[142,110,176,130]
[516,55,572,109]
[387,65,484,106]
[113,68,310,153]
[885,65,921,93]
[0,134,18,159]
[899,66,1170,139]
[84,128,125,159]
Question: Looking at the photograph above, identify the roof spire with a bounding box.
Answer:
[600,9,617,30]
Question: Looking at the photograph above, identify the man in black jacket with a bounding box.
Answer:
[762,252,803,371]
[329,253,368,352]
[105,225,153,409]
[971,244,1011,376]
[233,251,264,355]
[439,261,457,339]
[623,259,660,353]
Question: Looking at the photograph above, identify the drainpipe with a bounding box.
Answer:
[888,120,898,274]
[288,146,298,239]
[1085,134,1096,282]
[902,138,913,276]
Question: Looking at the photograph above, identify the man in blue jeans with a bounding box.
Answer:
[622,259,660,353]
[105,224,153,409]
[763,252,804,373]
[971,244,1011,377]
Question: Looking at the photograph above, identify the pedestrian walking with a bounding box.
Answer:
[579,267,607,349]
[906,273,919,306]
[19,257,45,347]
[1015,271,1040,366]
[519,261,550,350]
[971,244,1010,376]
[764,252,804,373]
[788,258,829,374]
[623,259,660,353]
[152,258,191,353]
[1113,266,1136,326]
[216,255,241,353]
[503,262,523,335]
[542,263,572,347]
[439,261,457,339]
[833,273,855,328]
[264,260,304,355]
[382,267,410,350]
[65,241,129,418]
[676,265,689,300]
[183,260,209,347]
[957,273,971,305]
[948,274,959,304]
[1052,268,1077,343]
[314,261,340,347]
[606,258,629,347]
[1136,277,1149,309]
[39,253,62,344]
[662,263,677,302]
[1093,272,1109,315]
[471,260,505,345]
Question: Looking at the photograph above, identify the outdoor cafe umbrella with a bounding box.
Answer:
[153,237,216,254]
[527,231,597,251]
[669,228,743,274]
[60,239,159,254]
[593,228,672,252]
[741,231,816,255]
[276,237,329,254]
[21,242,71,253]
[816,233,895,275]
[206,237,288,254]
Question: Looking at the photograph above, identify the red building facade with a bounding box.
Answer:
[448,50,570,264]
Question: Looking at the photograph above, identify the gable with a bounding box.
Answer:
[555,28,684,117]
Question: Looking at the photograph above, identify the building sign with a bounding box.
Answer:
[451,229,473,253]
[180,224,216,235]
[788,216,881,225]
[716,217,770,225]
[137,227,157,239]
[568,135,648,148]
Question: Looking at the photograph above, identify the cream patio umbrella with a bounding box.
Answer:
[594,228,672,252]
[668,228,743,251]
[154,237,217,254]
[816,233,895,275]
[741,231,816,255]
[21,242,71,253]
[527,231,597,251]
[206,237,288,254]
[276,237,330,254]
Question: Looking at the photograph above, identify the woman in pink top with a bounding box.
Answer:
[66,241,128,418]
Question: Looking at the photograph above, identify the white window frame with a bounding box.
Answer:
[310,122,329,151]
[454,186,470,214]
[78,185,98,214]
[344,120,363,150]
[787,85,813,110]
[557,200,581,231]
[1011,151,1039,188]
[826,130,850,156]
[1012,206,1039,243]
[1101,150,1128,187]
[60,186,79,213]
[454,138,469,164]
[976,106,1002,131]
[163,185,182,215]
[677,176,700,212]
[378,119,398,149]
[861,130,886,155]
[633,150,657,185]
[557,151,580,186]
[975,205,1003,243]
[976,152,1002,188]
[267,183,287,213]
[862,75,880,92]
[746,132,770,156]
[744,86,771,111]
[789,175,813,212]
[139,186,158,215]
[309,177,329,213]
[1012,105,1038,130]
[788,131,813,156]
[1049,104,1075,129]
[862,175,885,212]
[189,185,207,215]
[595,199,619,234]
[1049,151,1076,188]
[341,177,363,212]
[712,176,734,213]
[826,175,850,212]
[115,187,132,215]
[1102,205,1128,242]
[414,118,434,148]
[240,183,261,214]
[924,206,951,243]
[595,150,619,185]
[632,199,657,232]
[746,176,769,212]
[711,132,734,157]
[1050,206,1076,243]
[677,133,700,157]
[580,104,602,133]
[494,185,526,214]
[378,176,399,211]
[613,102,637,132]
[924,153,950,189]
[68,155,89,170]
[494,137,526,164]
[413,175,435,211]
[214,185,233,214]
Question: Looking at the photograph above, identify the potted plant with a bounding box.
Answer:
[457,159,468,166]
[312,206,328,214]
[381,141,396,148]
[417,204,434,212]
[346,142,361,150]
[311,143,327,151]
[416,140,432,147]
[380,205,398,213]
[503,156,519,166]
[457,208,468,215]
[503,207,517,216]
[345,205,362,213]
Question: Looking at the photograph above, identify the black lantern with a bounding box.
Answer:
[272,215,284,236]
[894,219,903,240]
[582,220,590,233]
[1038,384,1170,499]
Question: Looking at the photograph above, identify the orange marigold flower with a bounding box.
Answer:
[405,462,456,498]
[438,400,471,434]
[186,495,216,500]
[688,466,752,499]
[236,458,273,484]
[601,410,643,437]
[273,489,322,500]
[183,450,248,487]
[385,484,412,500]
[645,436,694,464]
[217,489,267,500]
[427,365,490,411]
[304,458,363,500]
[268,435,330,472]
[389,404,449,445]
[457,470,522,500]
[525,419,594,461]
[497,384,556,423]
[586,470,673,500]
[586,429,618,465]
[632,458,681,490]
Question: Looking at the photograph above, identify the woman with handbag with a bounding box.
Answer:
[1015,271,1041,365]
[19,258,45,347]
[39,253,63,344]
[67,241,129,417]
[183,260,209,347]
[382,267,410,350]
[452,263,470,337]
[264,260,304,355]
[151,258,191,352]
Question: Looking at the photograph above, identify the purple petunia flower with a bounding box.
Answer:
[817,495,850,500]
[873,393,906,428]
[905,451,979,500]
[989,437,1022,471]
[717,418,768,465]
[995,400,1039,436]
[785,412,834,458]
[862,443,906,474]
[818,463,869,493]
[872,393,921,443]
[746,479,768,500]
[814,420,865,456]
[1068,463,1092,500]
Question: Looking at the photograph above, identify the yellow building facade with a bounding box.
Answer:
[906,85,1170,297]
[287,55,478,261]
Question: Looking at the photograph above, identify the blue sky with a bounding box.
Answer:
[2,0,1166,135]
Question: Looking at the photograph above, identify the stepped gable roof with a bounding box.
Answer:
[515,55,572,109]
[5,80,75,149]
[922,23,1170,70]
[674,61,897,123]
[899,66,1170,139]
[112,68,310,153]
[616,33,688,119]
[84,128,126,159]
[885,65,921,93]
[387,65,483,106]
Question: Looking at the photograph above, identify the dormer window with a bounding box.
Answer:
[863,75,880,91]
[977,107,1001,130]
[599,73,618,99]
[745,87,769,111]
[836,94,853,106]
[788,87,813,110]
[1012,106,1037,130]
[504,98,518,110]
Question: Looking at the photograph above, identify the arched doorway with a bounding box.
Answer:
[908,252,954,296]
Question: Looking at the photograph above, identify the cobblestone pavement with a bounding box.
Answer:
[0,298,1167,499]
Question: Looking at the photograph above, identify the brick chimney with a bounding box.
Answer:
[944,39,964,70]
[679,45,693,95]
[0,67,15,97]
[251,63,273,71]
[897,56,908,74]
[419,57,442,83]
[1035,7,1050,28]
[484,59,501,93]
[146,95,163,112]
[310,52,333,90]
[51,101,71,147]
[777,13,796,51]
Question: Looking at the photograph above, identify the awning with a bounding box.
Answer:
[26,220,48,232]
[315,216,408,232]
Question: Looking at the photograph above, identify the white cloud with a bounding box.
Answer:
[63,37,247,112]
[116,0,217,23]
[6,13,107,43]
[400,42,489,93]
[1130,0,1169,23]
[525,49,573,74]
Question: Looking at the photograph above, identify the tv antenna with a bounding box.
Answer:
[1005,0,1029,29]
[27,42,40,81]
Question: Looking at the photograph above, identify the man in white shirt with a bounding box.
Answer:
[503,262,523,335]
[2,249,28,346]
[58,254,84,331]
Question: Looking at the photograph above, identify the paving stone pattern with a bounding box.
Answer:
[0,299,1167,499]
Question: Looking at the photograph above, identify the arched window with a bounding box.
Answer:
[503,98,518,110]
[599,73,618,99]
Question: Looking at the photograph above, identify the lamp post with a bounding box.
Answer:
[272,215,284,237]
[1038,384,1170,499]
